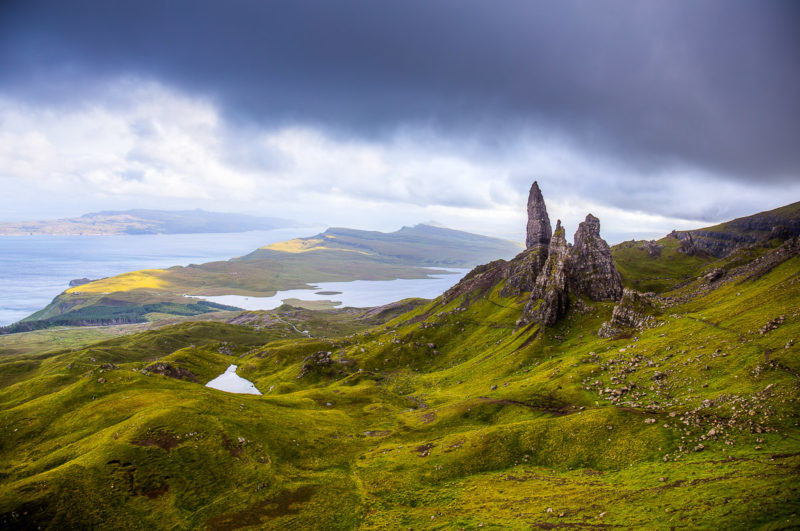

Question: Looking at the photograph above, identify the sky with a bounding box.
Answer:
[1,0,798,243]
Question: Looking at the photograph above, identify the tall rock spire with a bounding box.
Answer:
[503,181,553,297]
[525,181,552,250]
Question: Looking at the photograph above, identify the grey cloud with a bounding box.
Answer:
[1,0,798,188]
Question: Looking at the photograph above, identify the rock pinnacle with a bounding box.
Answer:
[525,181,552,250]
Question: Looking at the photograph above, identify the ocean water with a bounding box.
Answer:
[0,228,322,326]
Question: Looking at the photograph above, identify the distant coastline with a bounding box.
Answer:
[0,208,299,236]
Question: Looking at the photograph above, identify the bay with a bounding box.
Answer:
[0,228,322,326]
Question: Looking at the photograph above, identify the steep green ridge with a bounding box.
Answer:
[674,200,800,258]
[0,209,296,236]
[9,225,518,331]
[1,227,798,528]
[611,200,800,293]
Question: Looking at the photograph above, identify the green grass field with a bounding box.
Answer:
[1,227,798,529]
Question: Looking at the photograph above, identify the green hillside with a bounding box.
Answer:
[1,212,798,528]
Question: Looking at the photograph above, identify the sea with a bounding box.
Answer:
[0,229,319,326]
[0,229,467,327]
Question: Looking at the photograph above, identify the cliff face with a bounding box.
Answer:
[672,201,800,257]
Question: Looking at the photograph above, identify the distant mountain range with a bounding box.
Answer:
[0,209,297,235]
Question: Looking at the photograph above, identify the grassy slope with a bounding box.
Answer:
[612,237,715,293]
[1,237,798,528]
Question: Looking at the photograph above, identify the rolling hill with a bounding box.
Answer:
[0,184,798,528]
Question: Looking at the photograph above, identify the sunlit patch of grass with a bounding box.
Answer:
[66,270,171,294]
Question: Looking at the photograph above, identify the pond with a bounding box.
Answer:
[205,364,262,395]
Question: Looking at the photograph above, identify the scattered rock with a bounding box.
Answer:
[759,316,785,335]
[703,268,725,282]
[144,362,199,382]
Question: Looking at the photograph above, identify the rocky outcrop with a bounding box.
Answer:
[518,213,624,328]
[645,240,663,258]
[144,362,198,382]
[499,247,547,297]
[521,220,570,327]
[569,214,623,301]
[440,182,624,330]
[525,181,552,252]
[598,289,658,337]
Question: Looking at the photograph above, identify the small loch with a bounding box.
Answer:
[206,365,262,395]
[187,268,468,311]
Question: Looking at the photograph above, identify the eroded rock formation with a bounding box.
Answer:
[444,181,625,329]
[569,214,623,301]
[598,289,658,338]
[523,220,570,327]
[525,181,552,251]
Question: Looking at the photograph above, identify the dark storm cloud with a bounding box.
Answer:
[1,0,798,183]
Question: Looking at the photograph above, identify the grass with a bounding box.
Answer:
[66,269,172,294]
[0,234,798,529]
[612,237,714,292]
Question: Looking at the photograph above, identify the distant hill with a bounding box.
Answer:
[0,209,297,235]
[4,224,522,331]
[247,224,523,267]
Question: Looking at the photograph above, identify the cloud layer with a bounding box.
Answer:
[1,1,798,242]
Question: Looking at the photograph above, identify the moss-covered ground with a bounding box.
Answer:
[1,242,798,529]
